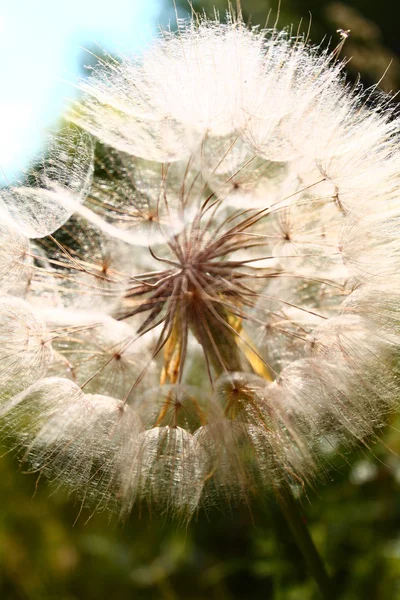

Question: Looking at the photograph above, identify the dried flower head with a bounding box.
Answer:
[1,15,400,519]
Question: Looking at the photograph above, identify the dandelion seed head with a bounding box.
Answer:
[1,15,400,519]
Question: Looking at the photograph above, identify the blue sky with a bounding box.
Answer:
[0,0,161,184]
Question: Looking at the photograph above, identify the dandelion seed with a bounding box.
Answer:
[124,425,204,519]
[0,127,94,238]
[0,219,31,292]
[0,296,52,400]
[0,377,142,511]
[0,14,400,521]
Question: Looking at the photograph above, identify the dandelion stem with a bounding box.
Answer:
[275,488,334,599]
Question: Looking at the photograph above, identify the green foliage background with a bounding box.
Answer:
[1,2,400,598]
[2,423,400,599]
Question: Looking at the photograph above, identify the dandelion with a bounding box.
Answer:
[0,14,400,531]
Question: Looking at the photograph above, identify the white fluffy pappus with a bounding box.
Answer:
[0,14,400,520]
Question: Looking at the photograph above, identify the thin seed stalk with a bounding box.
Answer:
[189,302,243,374]
[275,487,334,599]
[199,310,333,596]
